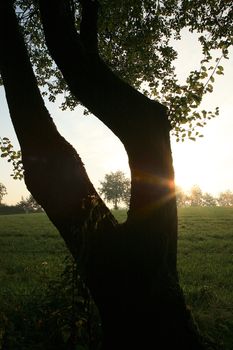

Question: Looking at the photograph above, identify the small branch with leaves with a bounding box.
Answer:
[0,137,23,180]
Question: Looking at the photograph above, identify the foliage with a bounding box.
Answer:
[0,137,23,180]
[217,190,233,207]
[98,171,130,209]
[16,194,43,213]
[176,185,189,207]
[202,192,217,207]
[176,185,205,207]
[176,185,233,207]
[0,182,7,204]
[189,185,203,206]
[0,194,43,215]
[8,0,232,141]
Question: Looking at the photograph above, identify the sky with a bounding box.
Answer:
[0,31,233,205]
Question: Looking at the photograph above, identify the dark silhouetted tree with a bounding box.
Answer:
[0,1,232,349]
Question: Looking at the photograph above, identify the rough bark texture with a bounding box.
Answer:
[0,0,206,349]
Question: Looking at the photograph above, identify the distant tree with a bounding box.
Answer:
[0,183,7,204]
[217,190,233,207]
[202,192,217,207]
[190,185,203,206]
[176,186,189,207]
[16,194,43,213]
[99,171,130,209]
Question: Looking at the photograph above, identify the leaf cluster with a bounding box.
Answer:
[0,137,23,179]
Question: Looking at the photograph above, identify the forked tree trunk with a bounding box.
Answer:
[0,1,206,349]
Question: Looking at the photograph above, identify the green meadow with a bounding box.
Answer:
[0,208,233,349]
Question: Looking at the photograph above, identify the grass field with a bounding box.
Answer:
[0,208,233,349]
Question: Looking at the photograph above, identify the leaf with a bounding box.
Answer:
[206,84,213,92]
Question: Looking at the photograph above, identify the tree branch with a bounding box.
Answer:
[38,0,177,237]
[38,0,166,138]
[0,0,117,270]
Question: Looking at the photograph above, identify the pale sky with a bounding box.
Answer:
[0,31,233,205]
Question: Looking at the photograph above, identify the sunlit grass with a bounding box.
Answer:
[111,208,127,222]
[0,208,233,349]
[178,207,233,349]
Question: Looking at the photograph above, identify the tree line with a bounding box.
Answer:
[0,182,43,214]
[98,174,233,209]
[176,185,233,207]
[1,179,232,214]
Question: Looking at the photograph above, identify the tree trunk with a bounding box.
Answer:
[0,1,206,349]
[86,119,204,349]
[113,198,118,210]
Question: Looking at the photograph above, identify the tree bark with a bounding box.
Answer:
[0,1,206,349]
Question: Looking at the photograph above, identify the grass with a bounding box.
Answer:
[0,214,67,301]
[0,208,233,349]
[177,207,233,349]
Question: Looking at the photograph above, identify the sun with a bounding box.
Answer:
[171,139,216,194]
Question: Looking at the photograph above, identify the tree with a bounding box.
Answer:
[16,194,43,213]
[190,185,203,207]
[202,192,217,207]
[217,190,233,207]
[0,1,232,348]
[99,171,130,209]
[176,185,189,207]
[0,183,7,204]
